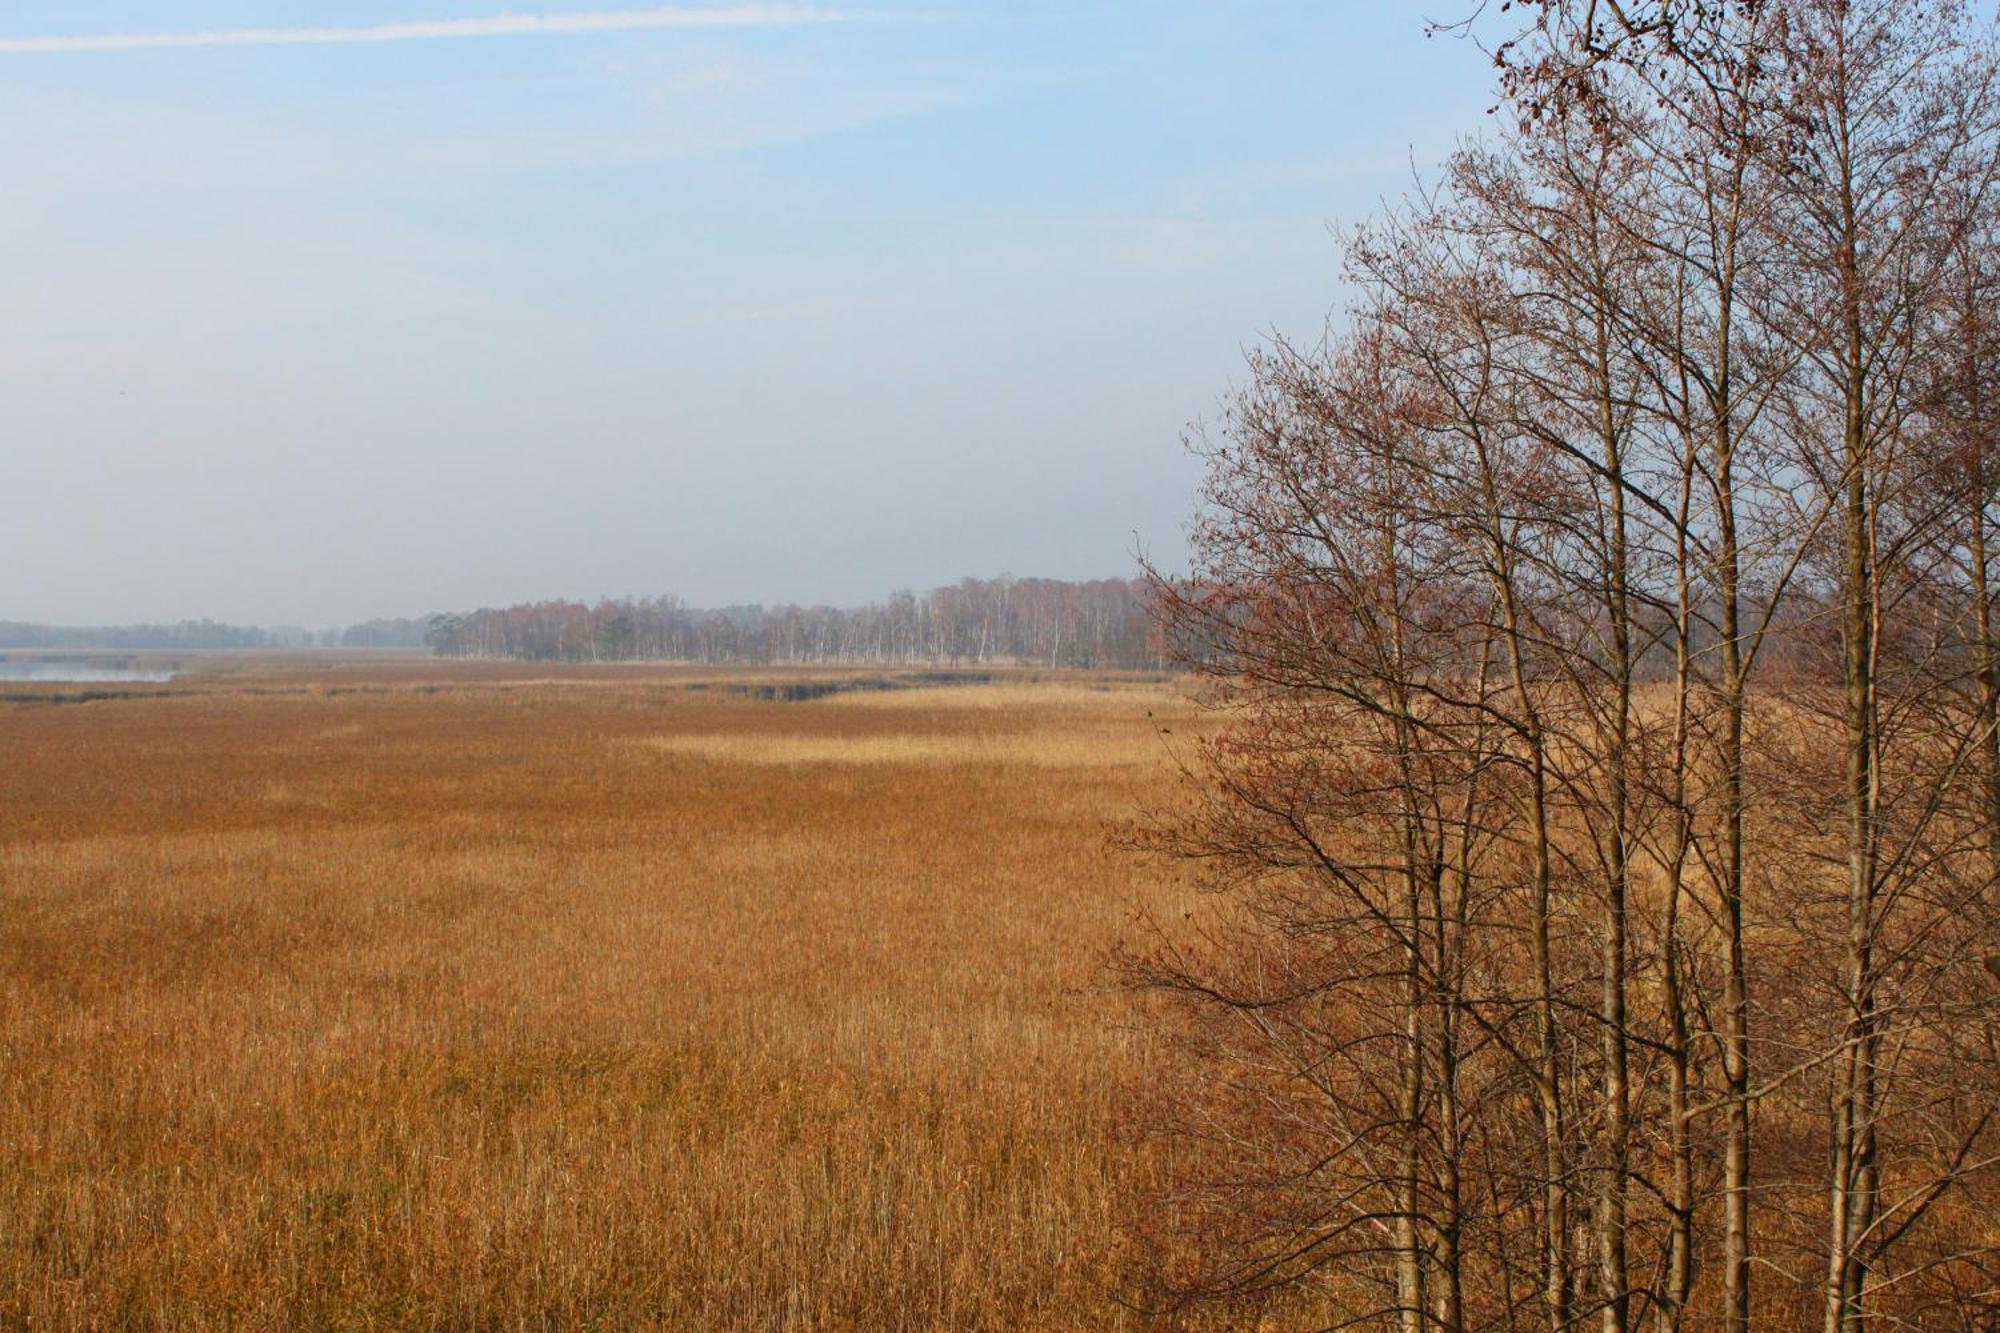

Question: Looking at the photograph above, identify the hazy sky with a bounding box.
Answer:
[3,2,1496,626]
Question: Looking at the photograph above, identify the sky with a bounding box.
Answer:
[1,1,1500,627]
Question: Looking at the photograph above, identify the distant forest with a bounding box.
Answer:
[0,619,286,650]
[424,577,1160,667]
[2,576,1164,667]
[0,618,431,651]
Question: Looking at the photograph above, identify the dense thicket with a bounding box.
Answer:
[424,577,1160,667]
[1135,3,2000,1329]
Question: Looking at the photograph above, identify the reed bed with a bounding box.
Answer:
[0,665,1200,1330]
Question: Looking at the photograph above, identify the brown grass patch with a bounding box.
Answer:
[631,728,1167,769]
[0,665,1200,1329]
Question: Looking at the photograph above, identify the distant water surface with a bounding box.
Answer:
[0,661,177,683]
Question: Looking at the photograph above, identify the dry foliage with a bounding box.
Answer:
[0,663,1200,1330]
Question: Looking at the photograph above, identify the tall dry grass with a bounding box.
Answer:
[0,665,1200,1329]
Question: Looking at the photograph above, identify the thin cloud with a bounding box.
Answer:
[0,6,854,56]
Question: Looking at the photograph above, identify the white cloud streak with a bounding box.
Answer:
[0,6,853,55]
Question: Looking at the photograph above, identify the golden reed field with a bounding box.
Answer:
[0,660,1204,1330]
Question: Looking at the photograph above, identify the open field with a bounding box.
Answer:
[0,661,1202,1329]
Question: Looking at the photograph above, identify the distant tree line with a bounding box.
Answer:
[0,577,1162,665]
[423,577,1163,667]
[0,619,271,650]
[337,618,431,649]
[0,619,438,651]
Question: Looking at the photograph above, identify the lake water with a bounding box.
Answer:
[0,661,178,683]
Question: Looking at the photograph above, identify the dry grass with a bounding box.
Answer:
[630,728,1165,770]
[0,664,1201,1330]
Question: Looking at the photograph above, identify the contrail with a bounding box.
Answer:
[0,6,853,55]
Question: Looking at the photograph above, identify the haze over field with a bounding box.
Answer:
[0,1,1493,628]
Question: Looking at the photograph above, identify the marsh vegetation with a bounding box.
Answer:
[0,664,1198,1329]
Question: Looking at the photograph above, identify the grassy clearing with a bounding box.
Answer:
[0,664,1201,1329]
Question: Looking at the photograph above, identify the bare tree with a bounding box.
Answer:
[1131,4,2000,1328]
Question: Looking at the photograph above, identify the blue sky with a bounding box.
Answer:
[1,2,1499,626]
